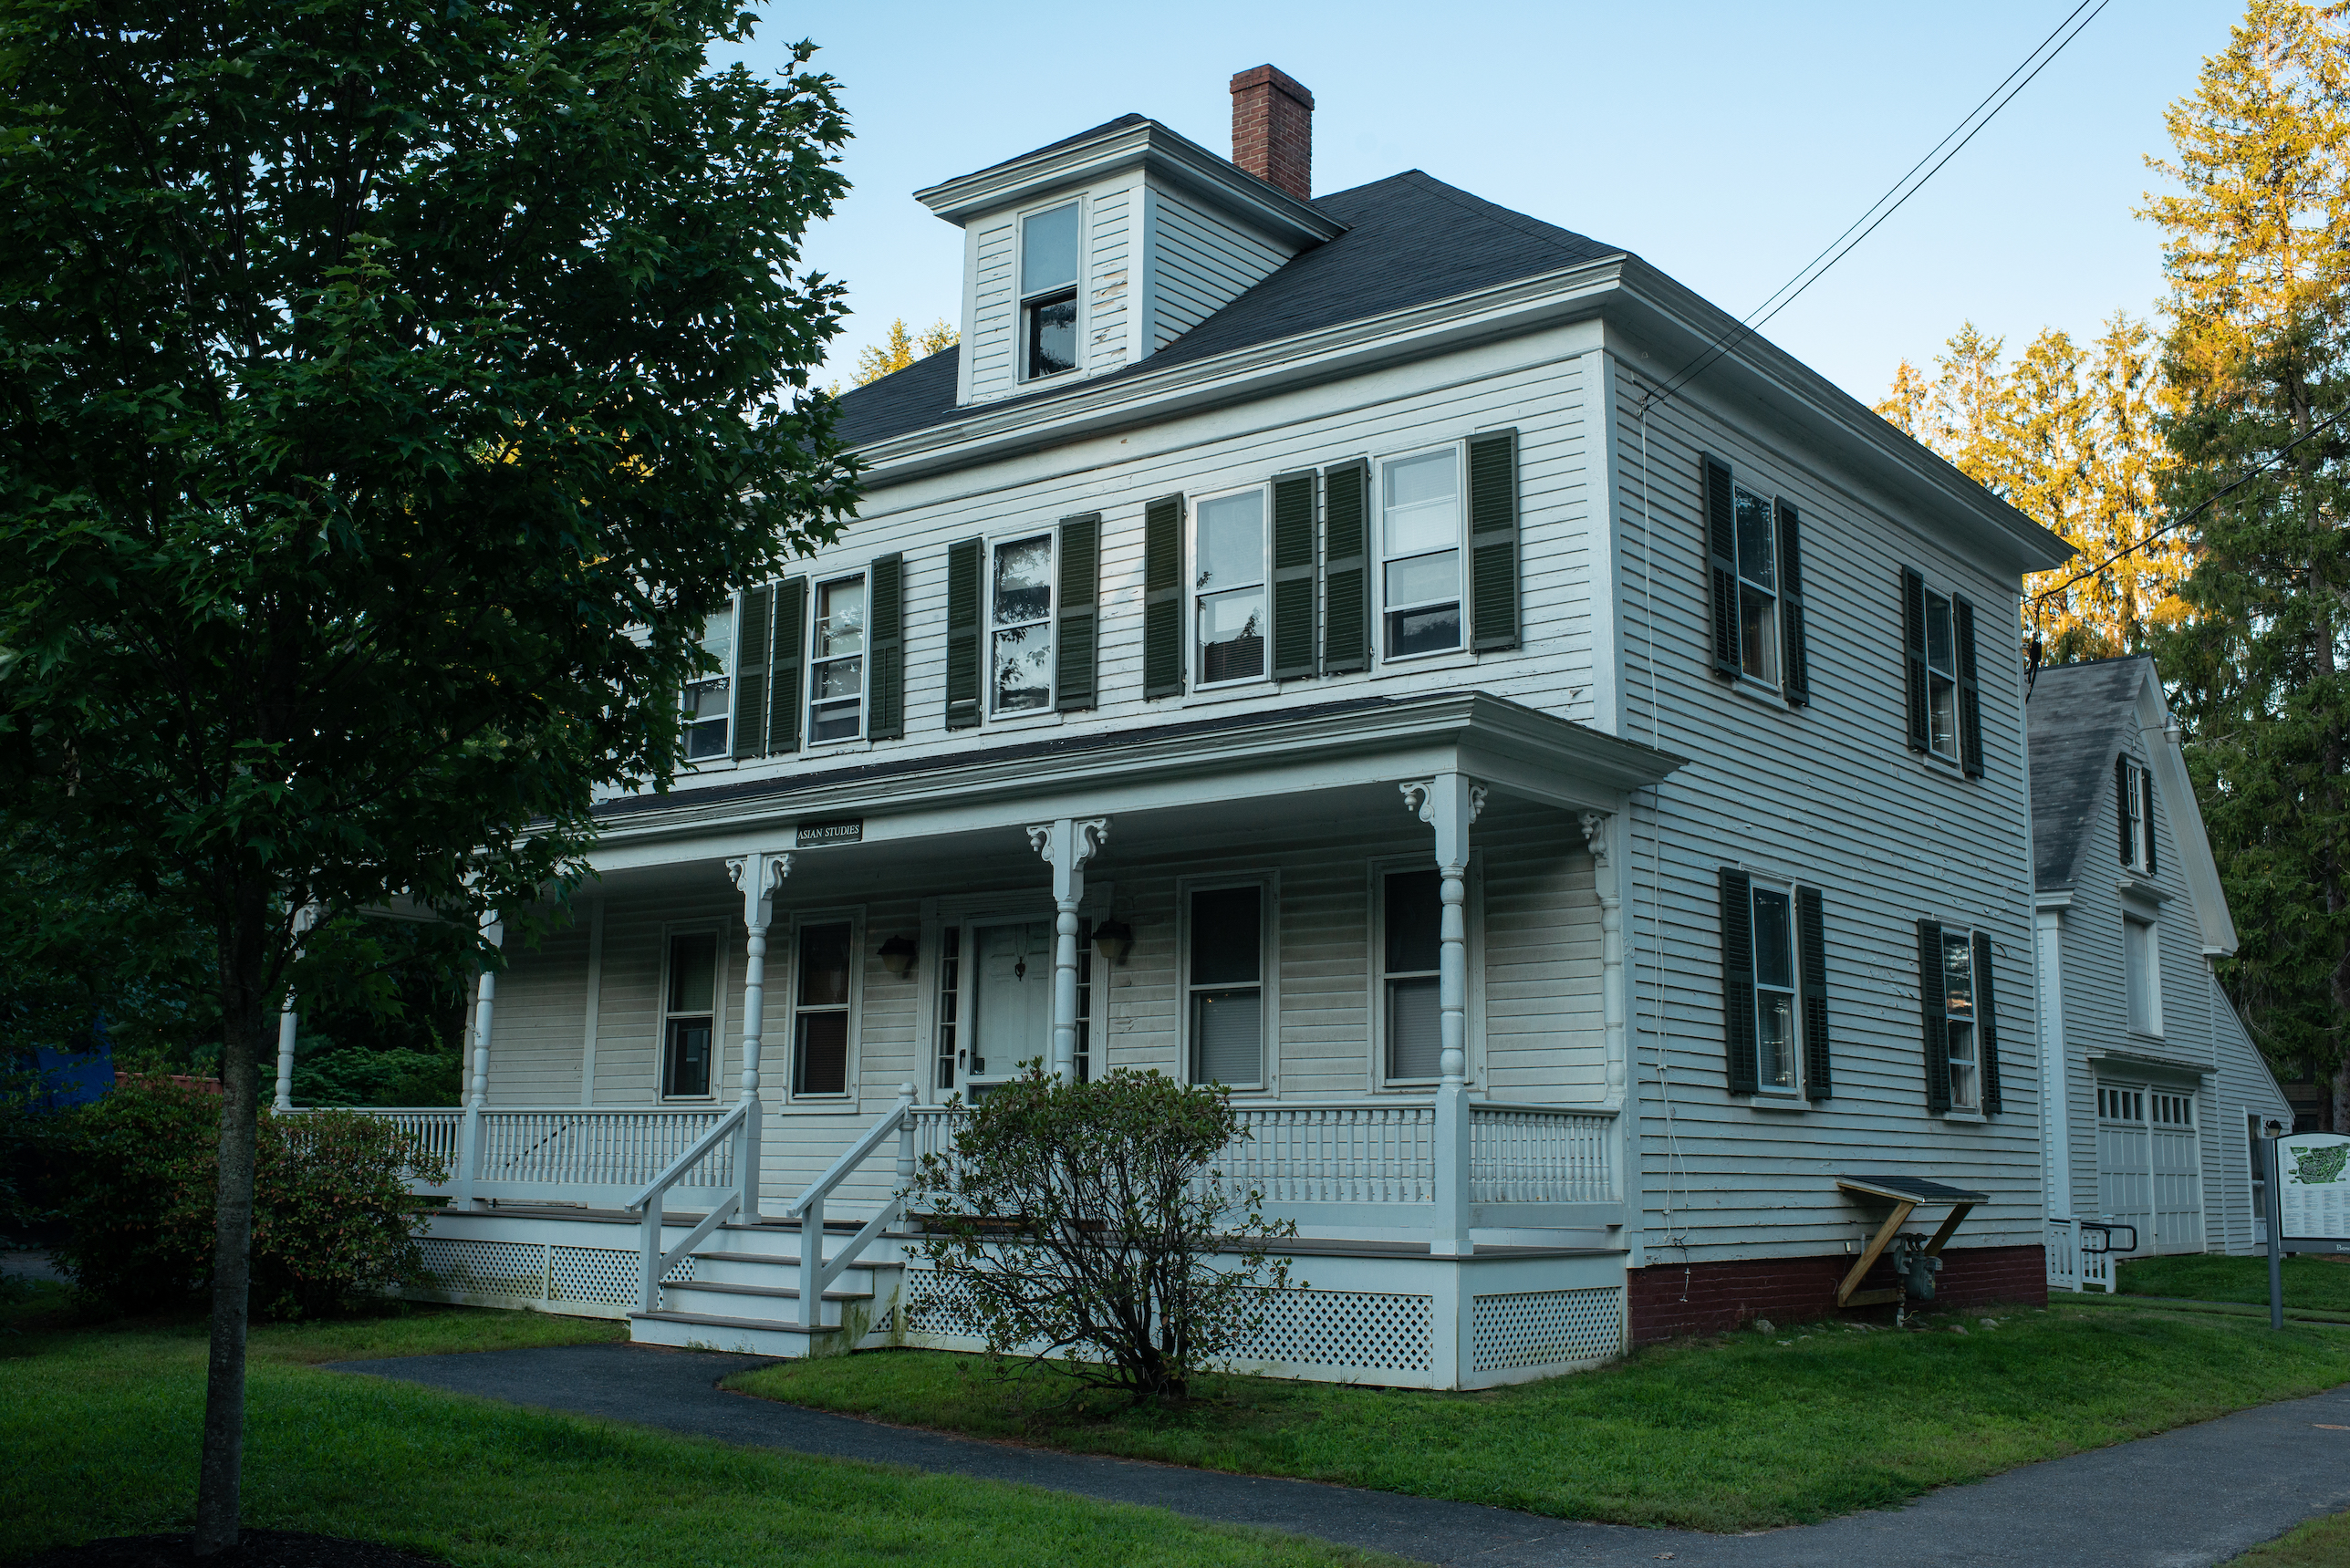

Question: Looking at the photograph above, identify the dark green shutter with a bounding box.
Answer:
[1321,460,1371,674]
[1901,568,1929,753]
[1776,498,1808,707]
[2141,766,2158,875]
[1721,867,1758,1095]
[945,538,982,729]
[1702,456,1739,679]
[1055,513,1100,711]
[768,576,806,754]
[1468,430,1521,652]
[1918,919,1950,1114]
[1954,592,1983,778]
[867,554,904,741]
[2116,754,2134,867]
[1974,930,2002,1115]
[1798,884,1831,1101]
[1270,471,1318,680]
[1143,495,1184,699]
[733,586,771,760]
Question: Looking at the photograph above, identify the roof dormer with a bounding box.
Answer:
[914,69,1345,408]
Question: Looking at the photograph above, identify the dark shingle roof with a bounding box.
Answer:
[2028,657,2154,889]
[834,169,1625,450]
[959,114,1150,181]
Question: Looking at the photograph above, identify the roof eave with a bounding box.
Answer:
[914,119,1344,247]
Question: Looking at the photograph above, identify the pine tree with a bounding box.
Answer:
[854,315,958,385]
[2147,0,2350,1128]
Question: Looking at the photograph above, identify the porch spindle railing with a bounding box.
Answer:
[352,1106,740,1210]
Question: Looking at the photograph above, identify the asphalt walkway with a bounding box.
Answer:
[331,1343,2350,1566]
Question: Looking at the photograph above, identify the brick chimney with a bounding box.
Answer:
[1230,66,1313,201]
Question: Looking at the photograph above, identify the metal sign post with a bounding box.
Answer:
[2264,1122,2285,1332]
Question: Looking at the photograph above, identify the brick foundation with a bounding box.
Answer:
[1627,1244,2047,1343]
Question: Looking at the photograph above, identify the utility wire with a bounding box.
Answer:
[1648,0,2111,409]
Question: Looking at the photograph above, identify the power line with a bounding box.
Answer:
[1648,0,2111,409]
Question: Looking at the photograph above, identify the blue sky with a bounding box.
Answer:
[727,1,2239,406]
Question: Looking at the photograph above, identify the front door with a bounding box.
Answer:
[967,919,1054,1094]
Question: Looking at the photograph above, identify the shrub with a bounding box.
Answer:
[910,1064,1295,1401]
[56,1076,445,1317]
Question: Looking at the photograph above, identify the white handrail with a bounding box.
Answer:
[631,1100,752,1314]
[785,1085,916,1332]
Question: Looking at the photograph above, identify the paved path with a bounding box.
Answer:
[331,1344,2350,1566]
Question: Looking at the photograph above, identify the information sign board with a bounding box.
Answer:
[2279,1132,2350,1254]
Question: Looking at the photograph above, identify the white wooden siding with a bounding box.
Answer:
[963,218,1017,404]
[1145,184,1289,352]
[1086,181,1137,375]
[1606,347,2045,1266]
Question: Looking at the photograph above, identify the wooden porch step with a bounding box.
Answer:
[668,1279,873,1305]
[689,1248,906,1270]
[627,1308,854,1358]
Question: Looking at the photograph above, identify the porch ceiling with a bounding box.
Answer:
[588,691,1682,875]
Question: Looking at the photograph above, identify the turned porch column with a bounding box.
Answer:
[725,849,792,1221]
[271,902,321,1112]
[454,909,504,1210]
[1404,774,1484,1256]
[1026,817,1111,1081]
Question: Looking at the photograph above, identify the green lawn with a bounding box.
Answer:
[730,1301,2350,1533]
[0,1285,1401,1568]
[2118,1253,2350,1315]
[2226,1511,2350,1566]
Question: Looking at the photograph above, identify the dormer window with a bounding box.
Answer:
[1020,202,1081,379]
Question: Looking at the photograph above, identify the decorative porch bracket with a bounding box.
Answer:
[725,850,792,1221]
[453,909,505,1210]
[1402,774,1484,1256]
[1025,816,1110,1082]
[271,901,321,1112]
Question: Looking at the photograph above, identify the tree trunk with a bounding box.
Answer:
[194,896,271,1556]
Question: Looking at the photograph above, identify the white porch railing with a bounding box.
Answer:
[315,1107,464,1194]
[783,1085,919,1331]
[2045,1218,2116,1293]
[352,1106,743,1210]
[629,1100,757,1313]
[910,1098,1620,1236]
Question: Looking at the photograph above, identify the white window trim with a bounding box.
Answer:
[1917,574,1965,771]
[1937,922,1984,1115]
[1014,194,1087,386]
[681,595,740,769]
[983,526,1059,723]
[1366,854,1483,1090]
[1178,871,1279,1096]
[656,922,729,1104]
[2123,757,2153,872]
[1189,480,1274,692]
[1747,875,1804,1100]
[806,568,869,748]
[2124,910,2164,1038]
[781,905,864,1106]
[1730,479,1783,694]
[1373,439,1472,667]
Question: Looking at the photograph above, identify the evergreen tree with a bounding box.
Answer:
[853,315,958,385]
[2146,0,2350,1127]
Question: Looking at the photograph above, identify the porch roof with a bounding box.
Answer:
[588,691,1681,873]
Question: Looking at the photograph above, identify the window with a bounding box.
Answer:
[1019,202,1080,380]
[1379,447,1464,658]
[931,912,1092,1094]
[1750,882,1800,1094]
[1193,487,1268,684]
[2098,1084,2144,1121]
[2125,914,2162,1035]
[661,932,718,1098]
[681,607,733,761]
[1923,587,1960,761]
[1381,868,1442,1081]
[2151,1090,2193,1127]
[1731,485,1779,685]
[990,534,1054,714]
[792,919,853,1096]
[934,926,961,1093]
[807,574,866,742]
[2120,757,2154,871]
[1187,884,1264,1088]
[1940,929,1980,1111]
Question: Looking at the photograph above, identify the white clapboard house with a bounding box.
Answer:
[335,67,2074,1386]
[2028,657,2290,1289]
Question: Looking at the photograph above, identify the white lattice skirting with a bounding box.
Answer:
[1470,1288,1623,1371]
[416,1237,691,1310]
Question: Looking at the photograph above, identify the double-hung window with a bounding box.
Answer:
[2125,912,2162,1035]
[1750,881,1798,1093]
[1731,486,1780,685]
[1900,567,1981,774]
[792,919,853,1096]
[1019,202,1080,381]
[808,574,866,742]
[1923,587,1960,760]
[1721,870,1831,1099]
[2118,756,2155,871]
[1379,447,1464,658]
[1195,487,1268,684]
[1380,867,1442,1081]
[990,534,1055,713]
[1917,919,1999,1115]
[661,931,719,1098]
[1939,929,1980,1110]
[681,607,733,761]
[1187,883,1265,1089]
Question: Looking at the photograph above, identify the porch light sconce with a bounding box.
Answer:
[878,934,919,978]
[1092,919,1133,967]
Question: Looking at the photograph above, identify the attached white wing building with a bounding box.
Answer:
[351,67,2074,1384]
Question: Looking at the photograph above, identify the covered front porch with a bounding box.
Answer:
[340,692,1679,1386]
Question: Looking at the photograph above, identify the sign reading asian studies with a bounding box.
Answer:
[794,818,863,849]
[2279,1132,2350,1253]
